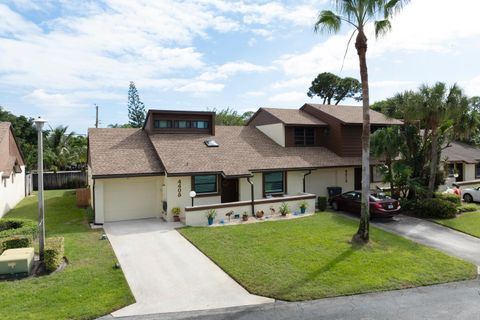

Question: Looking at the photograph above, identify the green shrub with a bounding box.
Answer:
[44,237,65,272]
[1,236,32,253]
[0,218,37,239]
[399,198,417,214]
[317,197,327,211]
[413,198,457,219]
[434,192,461,207]
[458,204,479,213]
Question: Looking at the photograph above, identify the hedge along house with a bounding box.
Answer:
[0,122,26,217]
[88,106,402,226]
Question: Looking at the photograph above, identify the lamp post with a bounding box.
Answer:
[189,191,196,207]
[34,117,47,262]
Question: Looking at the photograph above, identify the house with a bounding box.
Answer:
[87,104,402,225]
[0,122,26,217]
[441,141,480,183]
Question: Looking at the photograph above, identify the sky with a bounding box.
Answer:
[0,0,479,134]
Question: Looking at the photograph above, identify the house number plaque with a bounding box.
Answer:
[177,179,182,197]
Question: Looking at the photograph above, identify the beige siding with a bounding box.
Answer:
[256,123,285,147]
[0,166,25,217]
[306,168,355,197]
[286,171,307,195]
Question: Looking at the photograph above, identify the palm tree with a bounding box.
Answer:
[47,126,74,171]
[370,126,402,195]
[314,0,409,243]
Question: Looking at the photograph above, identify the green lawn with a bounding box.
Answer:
[179,213,476,301]
[435,205,480,238]
[0,190,134,320]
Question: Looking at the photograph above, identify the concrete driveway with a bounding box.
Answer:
[373,214,480,266]
[103,219,273,317]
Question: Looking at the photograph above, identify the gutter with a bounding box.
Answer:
[92,178,97,224]
[303,170,312,193]
[247,176,255,216]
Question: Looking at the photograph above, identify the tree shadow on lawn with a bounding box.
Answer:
[274,246,356,300]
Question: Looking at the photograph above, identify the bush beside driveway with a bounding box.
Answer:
[179,212,476,301]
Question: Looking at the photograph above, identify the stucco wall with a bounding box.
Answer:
[0,166,26,217]
[93,176,164,223]
[305,167,355,197]
[256,123,285,147]
[464,163,476,181]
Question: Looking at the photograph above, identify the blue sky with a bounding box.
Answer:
[1,0,479,134]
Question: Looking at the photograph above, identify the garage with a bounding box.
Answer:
[100,176,162,222]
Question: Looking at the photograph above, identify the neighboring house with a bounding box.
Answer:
[88,104,401,225]
[0,122,26,217]
[441,141,480,183]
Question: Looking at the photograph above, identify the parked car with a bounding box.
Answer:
[461,187,480,203]
[330,191,401,218]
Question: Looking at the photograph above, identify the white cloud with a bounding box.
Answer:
[269,91,307,103]
[198,61,273,81]
[462,76,480,97]
[0,4,41,35]
[271,77,312,89]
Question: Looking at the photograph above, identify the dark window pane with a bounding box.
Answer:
[294,128,305,146]
[264,171,284,194]
[476,164,480,178]
[154,120,172,128]
[194,175,217,193]
[305,128,315,145]
[192,120,209,129]
[174,120,190,128]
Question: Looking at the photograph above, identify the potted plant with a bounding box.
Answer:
[279,202,290,216]
[172,207,181,222]
[242,211,249,222]
[299,200,308,214]
[206,209,216,225]
[255,210,264,218]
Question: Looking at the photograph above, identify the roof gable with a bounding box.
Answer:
[301,103,403,125]
[0,122,25,176]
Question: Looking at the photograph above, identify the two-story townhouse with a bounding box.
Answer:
[88,104,402,225]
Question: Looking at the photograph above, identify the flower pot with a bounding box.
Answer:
[208,217,214,225]
[255,210,264,218]
[242,215,249,222]
[173,216,180,222]
[300,207,306,214]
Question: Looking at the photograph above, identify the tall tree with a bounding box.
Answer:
[370,126,402,194]
[315,0,409,243]
[308,72,361,104]
[210,108,254,126]
[127,81,146,128]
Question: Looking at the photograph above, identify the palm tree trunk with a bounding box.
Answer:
[387,159,394,198]
[353,29,370,244]
[427,128,439,197]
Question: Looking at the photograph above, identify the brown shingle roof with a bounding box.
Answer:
[442,141,480,164]
[260,108,327,126]
[304,104,403,125]
[149,126,365,176]
[0,122,10,144]
[88,128,164,177]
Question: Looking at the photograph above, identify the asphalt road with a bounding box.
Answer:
[102,279,480,320]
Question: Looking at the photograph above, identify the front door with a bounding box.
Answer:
[221,177,239,203]
[354,168,362,191]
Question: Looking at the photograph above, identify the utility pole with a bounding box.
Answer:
[95,104,99,128]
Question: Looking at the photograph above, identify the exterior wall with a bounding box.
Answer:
[305,167,355,197]
[302,104,343,155]
[185,194,316,226]
[93,176,164,223]
[256,123,285,147]
[341,126,362,156]
[286,170,308,195]
[464,163,476,181]
[0,166,26,217]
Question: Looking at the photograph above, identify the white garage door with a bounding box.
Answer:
[104,177,159,222]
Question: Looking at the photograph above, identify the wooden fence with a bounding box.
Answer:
[76,188,91,208]
[33,171,88,190]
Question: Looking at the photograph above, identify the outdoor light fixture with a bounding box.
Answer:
[189,190,197,207]
[33,117,47,262]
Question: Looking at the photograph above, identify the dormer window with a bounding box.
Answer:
[174,120,191,128]
[154,120,172,128]
[192,120,209,129]
[294,127,315,146]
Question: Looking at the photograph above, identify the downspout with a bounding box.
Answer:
[247,176,255,216]
[303,170,312,193]
[92,179,97,224]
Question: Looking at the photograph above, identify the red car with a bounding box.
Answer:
[330,191,400,218]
